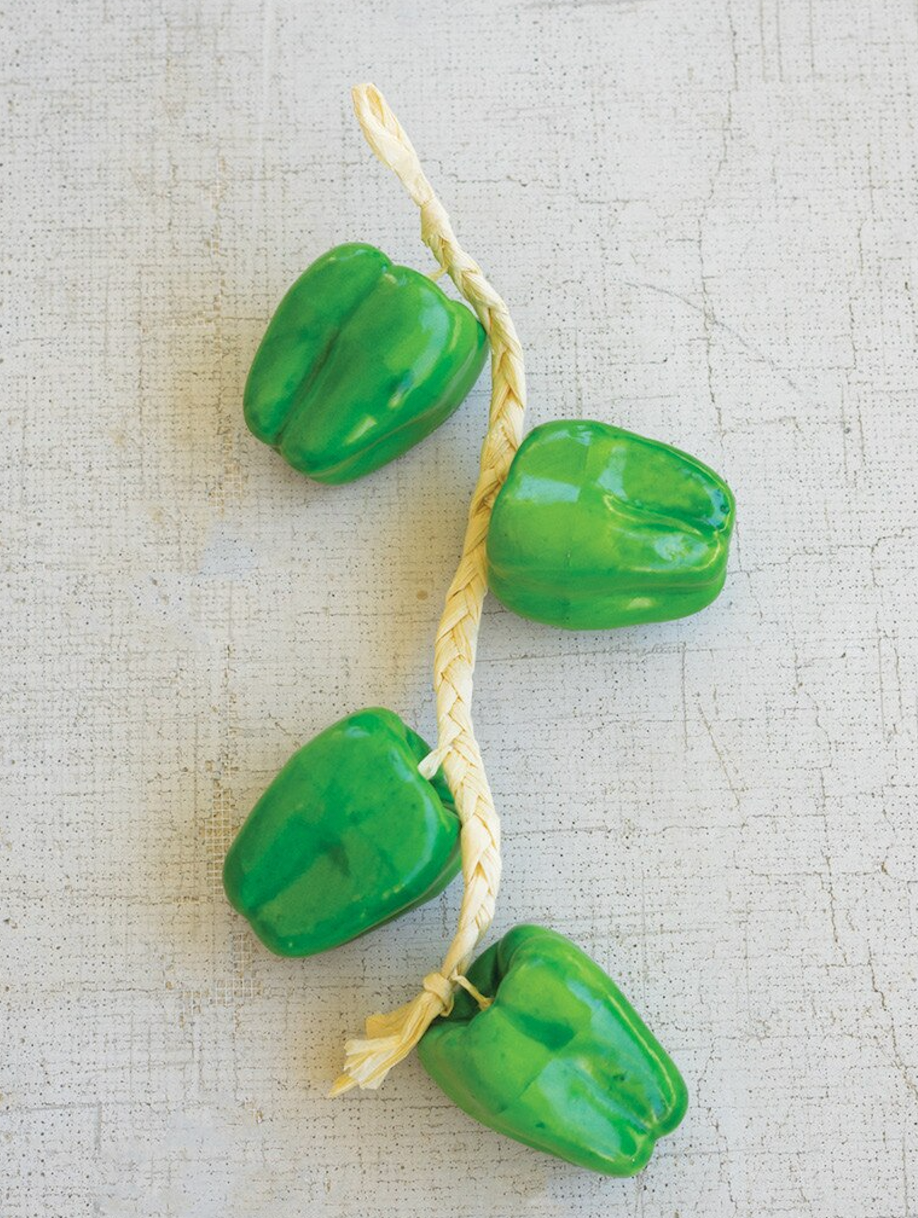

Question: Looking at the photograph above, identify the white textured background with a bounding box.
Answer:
[3,1,917,1215]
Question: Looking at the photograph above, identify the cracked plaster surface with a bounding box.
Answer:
[2,1,917,1214]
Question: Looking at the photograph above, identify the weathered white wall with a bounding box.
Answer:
[3,1,917,1214]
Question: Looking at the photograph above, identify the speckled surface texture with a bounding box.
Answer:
[3,2,917,1214]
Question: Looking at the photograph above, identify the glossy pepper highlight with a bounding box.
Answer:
[418,925,687,1176]
[244,243,488,483]
[486,419,735,629]
[223,708,460,957]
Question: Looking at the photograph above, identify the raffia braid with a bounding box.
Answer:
[330,84,526,1095]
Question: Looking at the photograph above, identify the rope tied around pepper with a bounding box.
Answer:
[330,83,526,1095]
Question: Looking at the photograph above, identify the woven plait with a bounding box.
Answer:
[330,84,526,1095]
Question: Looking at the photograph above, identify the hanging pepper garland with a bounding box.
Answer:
[329,82,528,1095]
[223,81,735,1175]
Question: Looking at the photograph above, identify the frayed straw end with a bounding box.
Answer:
[328,986,448,1098]
[327,1073,359,1098]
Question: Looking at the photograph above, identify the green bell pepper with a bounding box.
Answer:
[223,708,460,956]
[486,419,735,629]
[418,925,687,1176]
[243,243,488,483]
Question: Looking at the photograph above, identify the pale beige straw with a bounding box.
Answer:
[330,83,526,1095]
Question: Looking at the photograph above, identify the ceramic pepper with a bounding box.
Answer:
[486,419,735,630]
[418,924,687,1175]
[223,708,460,956]
[244,243,488,483]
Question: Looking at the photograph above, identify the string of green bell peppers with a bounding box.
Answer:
[225,86,735,1178]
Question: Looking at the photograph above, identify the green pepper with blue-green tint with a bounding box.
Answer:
[223,708,460,956]
[486,419,735,629]
[244,243,488,483]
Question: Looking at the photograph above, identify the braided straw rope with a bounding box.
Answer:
[330,83,526,1095]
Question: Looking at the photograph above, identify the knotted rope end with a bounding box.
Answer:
[329,973,456,1097]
